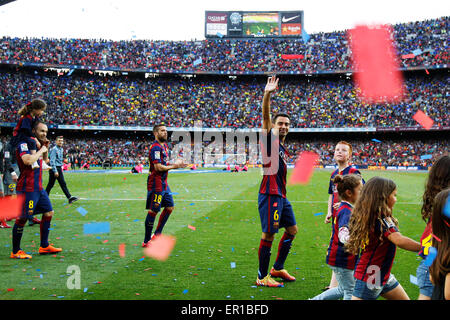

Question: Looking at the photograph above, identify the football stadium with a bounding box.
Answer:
[0,0,448,310]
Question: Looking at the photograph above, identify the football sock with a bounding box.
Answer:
[40,215,52,248]
[154,208,172,235]
[144,211,157,242]
[273,232,295,270]
[258,239,273,279]
[12,219,26,253]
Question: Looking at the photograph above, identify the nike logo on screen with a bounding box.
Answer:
[282,15,300,23]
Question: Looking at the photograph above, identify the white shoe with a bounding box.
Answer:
[42,162,52,171]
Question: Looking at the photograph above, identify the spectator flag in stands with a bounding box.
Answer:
[412,49,423,56]
[348,25,405,104]
[301,29,310,44]
[193,57,202,66]
[420,154,432,160]
[281,54,304,60]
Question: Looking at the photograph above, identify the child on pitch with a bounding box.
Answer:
[416,155,450,300]
[311,174,363,300]
[324,141,363,290]
[346,177,421,300]
[429,188,450,300]
[11,99,50,170]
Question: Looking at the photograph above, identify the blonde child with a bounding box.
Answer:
[324,141,363,289]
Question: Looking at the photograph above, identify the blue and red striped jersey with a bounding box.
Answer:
[326,201,357,270]
[328,165,363,221]
[13,114,34,137]
[259,130,290,198]
[15,139,43,192]
[354,215,399,286]
[147,140,170,192]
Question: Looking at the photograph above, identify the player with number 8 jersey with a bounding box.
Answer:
[11,121,62,259]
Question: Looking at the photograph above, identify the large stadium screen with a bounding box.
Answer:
[243,12,279,37]
[205,10,303,38]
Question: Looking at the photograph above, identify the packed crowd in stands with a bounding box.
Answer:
[2,134,446,168]
[0,70,447,129]
[284,139,448,167]
[0,17,447,73]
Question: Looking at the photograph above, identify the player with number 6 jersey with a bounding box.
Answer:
[256,76,298,288]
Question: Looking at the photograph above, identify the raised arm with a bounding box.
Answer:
[262,76,279,131]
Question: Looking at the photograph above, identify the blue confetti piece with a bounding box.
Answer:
[169,192,179,195]
[77,207,88,216]
[443,195,450,218]
[314,212,324,216]
[183,289,188,294]
[231,247,234,252]
[190,203,195,206]
[424,247,437,267]
[410,274,418,286]
[83,222,110,235]
[83,288,88,292]
[371,138,382,143]
[230,262,236,268]
[64,89,71,95]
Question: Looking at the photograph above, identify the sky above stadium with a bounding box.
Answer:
[0,0,447,40]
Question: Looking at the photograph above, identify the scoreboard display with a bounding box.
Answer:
[205,11,304,38]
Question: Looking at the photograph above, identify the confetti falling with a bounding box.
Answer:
[83,222,110,235]
[143,234,176,261]
[76,207,88,216]
[413,110,434,130]
[348,24,405,103]
[119,243,126,258]
[288,151,319,185]
[0,194,25,220]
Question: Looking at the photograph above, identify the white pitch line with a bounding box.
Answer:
[50,196,420,205]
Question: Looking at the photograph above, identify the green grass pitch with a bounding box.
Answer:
[0,168,427,300]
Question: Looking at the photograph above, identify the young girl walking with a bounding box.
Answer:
[416,155,450,299]
[429,188,450,300]
[346,176,421,300]
[311,174,363,300]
